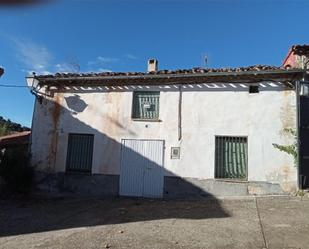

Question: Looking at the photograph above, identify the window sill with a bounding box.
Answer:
[214,178,248,183]
[132,118,162,122]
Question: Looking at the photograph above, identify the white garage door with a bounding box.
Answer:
[119,139,165,198]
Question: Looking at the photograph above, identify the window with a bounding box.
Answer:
[215,136,247,179]
[249,85,259,94]
[132,91,160,120]
[66,133,94,173]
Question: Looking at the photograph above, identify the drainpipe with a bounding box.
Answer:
[178,84,182,141]
[296,79,301,189]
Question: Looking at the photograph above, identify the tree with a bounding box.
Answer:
[0,124,9,136]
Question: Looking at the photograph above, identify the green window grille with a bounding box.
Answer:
[66,133,94,173]
[215,136,248,179]
[132,91,160,120]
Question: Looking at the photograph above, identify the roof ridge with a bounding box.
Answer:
[35,64,284,79]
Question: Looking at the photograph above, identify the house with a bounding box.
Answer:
[283,45,309,69]
[26,46,309,198]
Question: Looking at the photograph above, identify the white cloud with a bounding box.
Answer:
[11,37,52,75]
[98,68,113,72]
[55,63,80,73]
[97,56,119,63]
[124,54,138,60]
[21,68,52,75]
[87,56,118,72]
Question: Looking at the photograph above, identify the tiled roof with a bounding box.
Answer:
[291,45,309,55]
[36,65,283,79]
[0,131,30,148]
[33,65,305,87]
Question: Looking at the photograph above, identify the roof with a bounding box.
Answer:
[37,65,282,79]
[291,45,309,56]
[0,131,31,148]
[282,44,309,67]
[32,65,305,87]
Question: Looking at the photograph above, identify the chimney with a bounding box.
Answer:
[147,59,158,72]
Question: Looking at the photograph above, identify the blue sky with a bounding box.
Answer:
[0,0,309,127]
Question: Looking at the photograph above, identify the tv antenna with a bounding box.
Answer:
[201,53,208,68]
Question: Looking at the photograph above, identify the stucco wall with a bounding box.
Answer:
[30,82,298,192]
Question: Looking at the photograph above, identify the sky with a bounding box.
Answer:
[0,0,309,127]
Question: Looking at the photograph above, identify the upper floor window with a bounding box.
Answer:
[132,91,160,120]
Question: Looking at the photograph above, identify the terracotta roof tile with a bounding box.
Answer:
[35,65,284,79]
[0,131,30,148]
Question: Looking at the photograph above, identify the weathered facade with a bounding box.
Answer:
[283,45,309,189]
[27,51,308,197]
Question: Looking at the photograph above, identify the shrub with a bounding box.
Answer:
[0,124,9,136]
[0,147,33,194]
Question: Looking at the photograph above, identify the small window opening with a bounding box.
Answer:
[249,85,259,94]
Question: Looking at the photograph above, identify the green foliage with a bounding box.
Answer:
[297,189,306,197]
[0,116,30,136]
[0,124,9,136]
[272,128,298,167]
[0,147,33,193]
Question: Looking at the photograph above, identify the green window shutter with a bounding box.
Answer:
[215,136,247,179]
[66,133,94,173]
[132,91,160,119]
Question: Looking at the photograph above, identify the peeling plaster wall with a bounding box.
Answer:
[30,82,298,192]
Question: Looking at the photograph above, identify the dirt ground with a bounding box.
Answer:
[0,196,308,249]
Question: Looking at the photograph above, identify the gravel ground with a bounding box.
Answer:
[0,196,308,249]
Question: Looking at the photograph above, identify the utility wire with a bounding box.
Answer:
[0,84,28,88]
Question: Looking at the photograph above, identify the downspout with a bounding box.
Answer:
[296,79,301,189]
[178,84,182,141]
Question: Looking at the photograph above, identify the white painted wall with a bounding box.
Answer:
[30,82,298,192]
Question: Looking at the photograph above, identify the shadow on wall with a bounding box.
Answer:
[9,90,232,237]
[35,92,230,199]
[55,81,289,94]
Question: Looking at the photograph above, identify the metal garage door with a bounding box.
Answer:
[119,139,165,198]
